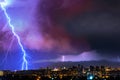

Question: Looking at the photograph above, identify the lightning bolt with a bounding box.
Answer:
[62,55,65,62]
[0,1,28,70]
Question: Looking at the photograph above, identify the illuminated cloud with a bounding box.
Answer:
[33,51,103,63]
[57,51,101,62]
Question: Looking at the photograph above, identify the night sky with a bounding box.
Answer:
[0,0,120,70]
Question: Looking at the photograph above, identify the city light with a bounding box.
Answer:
[89,75,94,80]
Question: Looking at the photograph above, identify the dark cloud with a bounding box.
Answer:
[36,0,120,55]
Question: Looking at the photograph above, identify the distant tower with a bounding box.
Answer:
[62,55,65,62]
